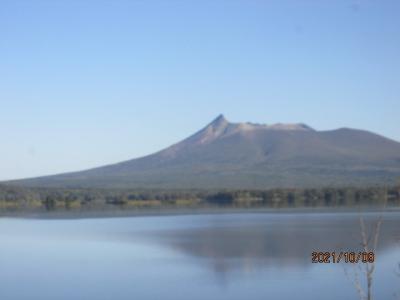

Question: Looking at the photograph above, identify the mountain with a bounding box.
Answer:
[6,115,400,189]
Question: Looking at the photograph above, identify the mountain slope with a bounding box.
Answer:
[6,115,400,189]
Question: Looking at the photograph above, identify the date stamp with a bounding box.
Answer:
[311,251,375,263]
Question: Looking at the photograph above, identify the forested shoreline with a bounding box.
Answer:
[0,184,399,214]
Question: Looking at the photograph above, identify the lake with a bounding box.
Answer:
[0,210,399,299]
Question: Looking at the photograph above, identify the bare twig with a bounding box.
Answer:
[346,187,387,300]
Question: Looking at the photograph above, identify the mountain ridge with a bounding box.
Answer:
[5,115,400,189]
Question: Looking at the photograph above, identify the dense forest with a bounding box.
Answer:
[0,183,399,214]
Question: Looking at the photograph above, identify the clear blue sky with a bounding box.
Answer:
[1,0,399,180]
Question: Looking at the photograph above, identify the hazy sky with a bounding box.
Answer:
[1,0,399,180]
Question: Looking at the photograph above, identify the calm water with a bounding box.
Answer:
[0,211,399,300]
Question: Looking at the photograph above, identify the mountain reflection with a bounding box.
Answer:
[149,212,400,276]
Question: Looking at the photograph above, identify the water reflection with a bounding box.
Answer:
[145,212,400,276]
[1,211,399,300]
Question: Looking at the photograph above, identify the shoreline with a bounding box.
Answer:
[1,205,396,220]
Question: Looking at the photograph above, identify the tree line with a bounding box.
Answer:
[0,184,399,213]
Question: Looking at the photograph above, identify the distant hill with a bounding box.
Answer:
[6,115,400,189]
